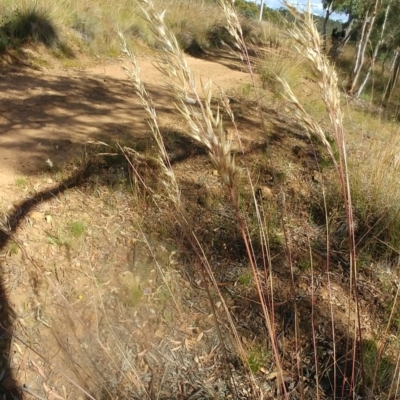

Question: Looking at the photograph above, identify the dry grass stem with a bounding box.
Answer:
[119,6,262,396]
[139,0,236,189]
[280,2,364,396]
[118,31,183,211]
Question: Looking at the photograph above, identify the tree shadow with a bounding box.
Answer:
[0,159,98,398]
[0,155,150,398]
[0,60,313,183]
[0,64,178,179]
[201,48,249,73]
[0,284,19,399]
[160,128,208,162]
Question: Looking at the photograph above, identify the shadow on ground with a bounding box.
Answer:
[0,161,96,398]
[202,48,248,73]
[0,63,178,179]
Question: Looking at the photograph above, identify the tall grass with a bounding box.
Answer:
[123,0,340,397]
[348,121,400,257]
[120,0,400,398]
[0,0,262,57]
[260,46,309,93]
[119,0,270,395]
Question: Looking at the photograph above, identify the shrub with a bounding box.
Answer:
[0,6,58,48]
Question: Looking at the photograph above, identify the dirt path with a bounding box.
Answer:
[0,52,250,204]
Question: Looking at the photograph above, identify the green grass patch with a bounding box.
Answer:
[14,176,28,188]
[363,340,396,395]
[68,221,85,239]
[0,5,58,52]
[247,344,269,374]
[8,242,19,255]
[126,286,143,307]
[46,232,69,247]
[238,272,252,285]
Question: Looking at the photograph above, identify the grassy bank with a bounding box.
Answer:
[0,0,268,58]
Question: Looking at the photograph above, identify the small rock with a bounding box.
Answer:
[260,186,272,198]
[1,375,16,391]
[212,170,219,176]
[47,178,53,184]
[45,215,52,223]
[312,170,323,183]
[198,193,212,208]
[30,211,44,221]
[265,174,273,182]
[144,287,152,295]
[119,271,139,288]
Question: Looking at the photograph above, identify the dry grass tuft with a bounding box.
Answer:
[118,2,262,397]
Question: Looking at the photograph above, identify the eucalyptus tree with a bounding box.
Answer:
[348,0,380,93]
[322,0,369,59]
[322,0,396,96]
[357,0,394,97]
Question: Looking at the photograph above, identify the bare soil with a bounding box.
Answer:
[0,51,249,188]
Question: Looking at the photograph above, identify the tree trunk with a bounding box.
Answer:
[381,50,391,75]
[259,0,264,21]
[348,0,380,93]
[390,50,399,72]
[322,2,334,52]
[353,10,370,74]
[382,49,400,105]
[356,0,393,97]
[328,14,355,59]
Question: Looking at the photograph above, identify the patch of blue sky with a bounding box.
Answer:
[258,0,348,22]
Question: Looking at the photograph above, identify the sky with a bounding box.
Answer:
[258,0,348,22]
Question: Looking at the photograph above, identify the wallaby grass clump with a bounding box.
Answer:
[346,121,400,259]
[14,176,29,189]
[0,4,70,56]
[260,47,308,92]
[68,220,85,238]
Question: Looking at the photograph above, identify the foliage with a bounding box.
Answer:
[373,0,400,50]
[322,0,368,18]
[0,6,58,49]
[234,0,259,19]
[363,340,396,395]
[247,345,269,373]
[68,221,86,239]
